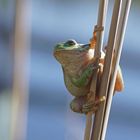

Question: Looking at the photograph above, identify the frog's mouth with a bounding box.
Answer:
[54,44,90,60]
[54,43,89,52]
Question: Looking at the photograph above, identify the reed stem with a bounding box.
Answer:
[10,1,31,140]
[84,0,108,140]
[91,0,122,139]
[101,1,132,139]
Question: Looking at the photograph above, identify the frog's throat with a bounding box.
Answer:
[56,49,94,76]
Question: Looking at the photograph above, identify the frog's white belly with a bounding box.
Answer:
[63,72,90,97]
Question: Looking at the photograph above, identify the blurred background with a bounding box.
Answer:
[0,0,140,140]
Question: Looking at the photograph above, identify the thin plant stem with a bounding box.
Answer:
[10,1,31,140]
[84,0,108,140]
[101,0,132,139]
[91,0,122,140]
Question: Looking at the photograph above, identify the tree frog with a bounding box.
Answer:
[54,40,124,114]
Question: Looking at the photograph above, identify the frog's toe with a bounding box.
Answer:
[82,106,98,114]
[83,101,94,109]
[95,96,106,105]
[82,96,106,114]
[82,102,98,114]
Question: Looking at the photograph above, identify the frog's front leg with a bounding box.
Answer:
[70,62,100,88]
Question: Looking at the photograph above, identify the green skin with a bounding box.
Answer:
[54,40,102,114]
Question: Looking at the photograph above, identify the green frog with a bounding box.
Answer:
[54,40,124,114]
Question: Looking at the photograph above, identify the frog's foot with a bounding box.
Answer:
[70,96,87,113]
[88,56,101,71]
[82,96,106,114]
[91,63,100,71]
[90,25,104,49]
[88,54,100,66]
[82,104,98,114]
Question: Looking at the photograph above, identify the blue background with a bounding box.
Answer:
[0,0,140,140]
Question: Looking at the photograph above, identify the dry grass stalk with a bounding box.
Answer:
[10,0,31,140]
[91,0,122,140]
[84,0,108,140]
[101,0,132,139]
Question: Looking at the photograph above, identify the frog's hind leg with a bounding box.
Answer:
[82,96,106,114]
[70,95,105,114]
[114,66,124,92]
[70,96,87,113]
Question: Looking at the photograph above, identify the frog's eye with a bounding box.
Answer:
[64,40,77,46]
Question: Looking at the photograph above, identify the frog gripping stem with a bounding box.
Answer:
[90,25,104,49]
[90,1,131,140]
[84,0,108,139]
[54,0,131,140]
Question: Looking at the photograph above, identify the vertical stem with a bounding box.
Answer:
[84,112,93,140]
[84,0,108,140]
[101,0,131,139]
[91,0,122,140]
[10,0,31,140]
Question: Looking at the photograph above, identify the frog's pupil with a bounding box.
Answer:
[65,40,76,46]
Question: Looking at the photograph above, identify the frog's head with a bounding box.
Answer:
[54,40,79,51]
[54,40,90,66]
